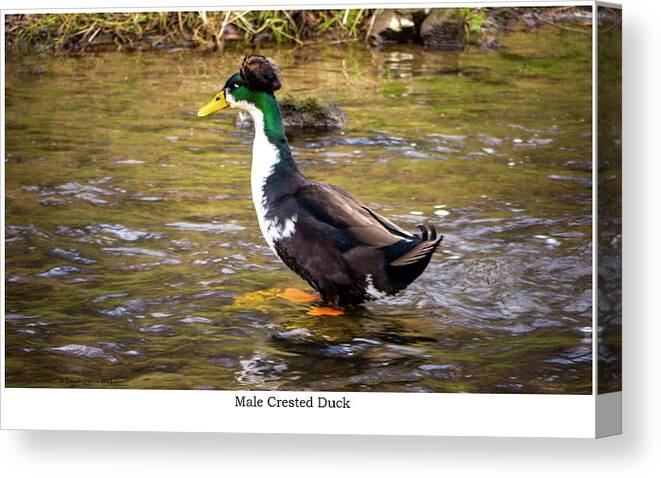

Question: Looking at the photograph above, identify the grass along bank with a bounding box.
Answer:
[4,8,593,53]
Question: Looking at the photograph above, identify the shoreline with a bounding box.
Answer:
[4,7,596,54]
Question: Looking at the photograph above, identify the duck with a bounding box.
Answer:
[197,55,442,308]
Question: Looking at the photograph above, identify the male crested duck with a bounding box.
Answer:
[197,55,442,307]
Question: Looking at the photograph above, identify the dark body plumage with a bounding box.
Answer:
[260,158,443,306]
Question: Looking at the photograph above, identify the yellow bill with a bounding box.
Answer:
[197,91,229,117]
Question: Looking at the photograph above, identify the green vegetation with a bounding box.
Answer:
[5,10,378,51]
[460,7,488,41]
[279,94,325,114]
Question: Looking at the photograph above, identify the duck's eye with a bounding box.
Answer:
[234,83,240,89]
[216,96,221,101]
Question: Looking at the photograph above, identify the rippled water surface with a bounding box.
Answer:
[5,27,594,393]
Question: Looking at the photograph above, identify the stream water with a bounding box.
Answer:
[5,26,594,393]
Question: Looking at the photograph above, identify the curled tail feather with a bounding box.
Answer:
[390,223,443,267]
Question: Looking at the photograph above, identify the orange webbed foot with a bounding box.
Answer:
[277,288,321,303]
[307,306,346,316]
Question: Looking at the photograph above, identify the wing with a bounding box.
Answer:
[293,182,411,249]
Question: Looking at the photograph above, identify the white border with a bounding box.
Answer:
[1,389,597,437]
[1,0,620,438]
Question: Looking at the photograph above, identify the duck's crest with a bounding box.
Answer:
[240,55,282,93]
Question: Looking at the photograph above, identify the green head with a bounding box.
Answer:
[197,56,282,117]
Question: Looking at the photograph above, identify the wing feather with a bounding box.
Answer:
[294,182,404,249]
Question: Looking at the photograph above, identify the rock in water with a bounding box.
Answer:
[421,9,465,50]
[368,10,420,46]
[235,95,347,131]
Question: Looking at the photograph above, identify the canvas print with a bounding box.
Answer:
[4,5,619,396]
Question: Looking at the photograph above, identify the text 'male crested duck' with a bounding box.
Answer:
[197,55,442,310]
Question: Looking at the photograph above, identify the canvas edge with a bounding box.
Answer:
[596,391,622,438]
[594,0,623,437]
